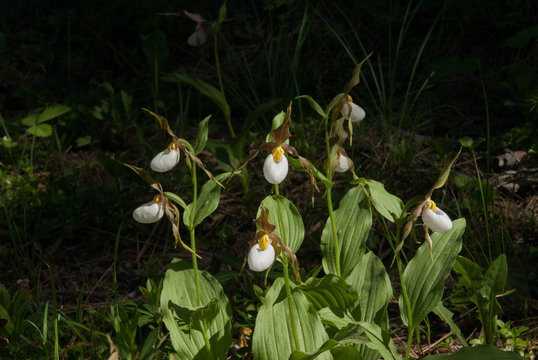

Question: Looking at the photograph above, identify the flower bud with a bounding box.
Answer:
[341,102,366,123]
[422,201,452,232]
[133,201,164,224]
[263,152,288,184]
[248,242,275,272]
[150,144,180,172]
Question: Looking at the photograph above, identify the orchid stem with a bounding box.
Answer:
[274,185,301,352]
[190,164,201,307]
[324,117,341,277]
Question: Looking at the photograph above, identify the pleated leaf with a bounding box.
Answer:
[321,186,372,278]
[184,172,231,229]
[258,195,304,252]
[399,218,466,329]
[298,274,358,312]
[252,279,330,360]
[365,180,404,223]
[346,252,393,322]
[160,259,232,360]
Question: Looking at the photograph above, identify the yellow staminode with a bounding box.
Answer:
[272,146,285,163]
[153,194,162,204]
[427,200,437,211]
[168,142,177,152]
[259,234,271,251]
[347,95,353,102]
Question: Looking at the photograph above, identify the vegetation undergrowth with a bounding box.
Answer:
[1,0,537,359]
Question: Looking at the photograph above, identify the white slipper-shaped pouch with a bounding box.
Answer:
[150,146,180,172]
[422,202,452,233]
[341,102,366,123]
[263,153,288,184]
[248,242,275,272]
[133,201,164,224]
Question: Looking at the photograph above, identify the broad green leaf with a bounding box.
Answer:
[298,274,357,312]
[289,339,339,360]
[433,302,468,346]
[258,195,304,253]
[193,115,211,155]
[365,179,404,223]
[296,95,328,118]
[164,73,231,127]
[37,105,71,123]
[423,345,524,360]
[346,252,392,323]
[321,186,372,278]
[318,308,357,329]
[357,321,402,360]
[482,254,508,339]
[252,279,330,360]
[160,259,232,360]
[399,218,466,329]
[183,172,231,229]
[26,123,52,138]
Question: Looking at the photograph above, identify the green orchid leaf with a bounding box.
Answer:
[433,302,468,346]
[193,115,211,155]
[296,95,328,119]
[400,219,466,329]
[160,259,232,360]
[321,186,372,278]
[258,195,304,253]
[298,274,358,312]
[346,252,393,323]
[365,180,405,223]
[357,321,401,360]
[252,279,330,360]
[183,172,231,229]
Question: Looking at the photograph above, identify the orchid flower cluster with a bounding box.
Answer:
[129,109,221,253]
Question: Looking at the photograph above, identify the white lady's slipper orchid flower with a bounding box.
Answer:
[422,200,452,233]
[341,97,366,123]
[150,143,180,172]
[248,234,275,272]
[335,154,350,173]
[133,195,164,224]
[187,26,208,46]
[263,146,288,184]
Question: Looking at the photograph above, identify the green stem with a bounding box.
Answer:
[190,164,201,307]
[396,254,413,360]
[324,117,341,277]
[213,33,235,138]
[274,185,301,352]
